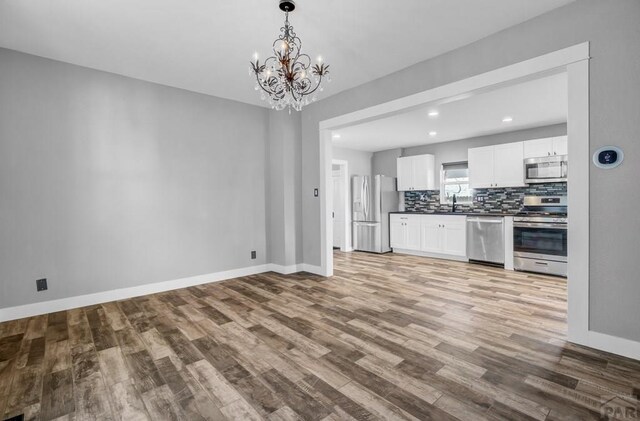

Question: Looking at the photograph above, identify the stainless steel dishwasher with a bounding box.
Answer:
[466,216,505,265]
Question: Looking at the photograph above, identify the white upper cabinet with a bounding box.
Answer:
[523,138,553,159]
[396,157,414,191]
[397,155,435,191]
[493,142,525,187]
[552,136,568,156]
[468,145,495,189]
[523,136,568,158]
[469,142,524,188]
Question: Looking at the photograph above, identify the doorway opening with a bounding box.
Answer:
[315,43,634,359]
[331,160,350,252]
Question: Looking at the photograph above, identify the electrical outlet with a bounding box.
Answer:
[251,251,257,259]
[36,278,48,292]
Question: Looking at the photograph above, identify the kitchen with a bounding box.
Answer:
[333,72,569,277]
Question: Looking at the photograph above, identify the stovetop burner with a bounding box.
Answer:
[515,195,568,223]
[515,211,568,217]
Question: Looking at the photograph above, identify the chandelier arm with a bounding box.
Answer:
[301,74,323,96]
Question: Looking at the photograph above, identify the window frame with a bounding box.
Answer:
[440,161,473,205]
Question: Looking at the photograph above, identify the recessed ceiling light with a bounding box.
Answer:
[502,116,513,123]
[428,111,439,117]
[429,131,437,137]
[332,133,341,139]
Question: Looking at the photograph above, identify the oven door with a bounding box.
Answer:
[513,222,567,261]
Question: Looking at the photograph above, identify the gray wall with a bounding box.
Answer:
[332,146,372,179]
[0,48,269,308]
[300,0,640,341]
[371,148,402,178]
[266,111,302,267]
[399,123,567,186]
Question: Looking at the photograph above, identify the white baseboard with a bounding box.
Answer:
[0,264,268,323]
[299,263,325,276]
[265,263,325,276]
[0,261,330,323]
[571,330,640,362]
[266,263,302,275]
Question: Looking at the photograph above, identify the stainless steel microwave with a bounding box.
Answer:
[524,155,568,183]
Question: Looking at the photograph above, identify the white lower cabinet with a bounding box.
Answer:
[420,218,441,253]
[440,217,467,257]
[390,214,467,259]
[390,214,422,250]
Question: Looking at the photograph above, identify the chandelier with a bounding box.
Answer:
[250,0,330,112]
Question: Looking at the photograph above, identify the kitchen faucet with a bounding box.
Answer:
[452,194,457,212]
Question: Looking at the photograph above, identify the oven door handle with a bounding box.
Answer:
[514,222,568,229]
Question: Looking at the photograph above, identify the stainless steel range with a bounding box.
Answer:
[513,196,567,277]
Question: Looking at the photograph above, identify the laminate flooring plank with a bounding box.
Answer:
[40,368,75,420]
[1,251,639,420]
[108,379,151,421]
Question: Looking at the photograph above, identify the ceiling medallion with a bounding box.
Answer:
[250,0,330,112]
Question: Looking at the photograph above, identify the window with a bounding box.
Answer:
[441,162,472,204]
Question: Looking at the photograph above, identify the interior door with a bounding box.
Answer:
[468,145,494,188]
[493,142,525,187]
[333,171,345,249]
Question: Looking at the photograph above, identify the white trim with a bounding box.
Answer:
[0,264,269,322]
[566,58,590,344]
[391,249,469,262]
[299,263,324,276]
[320,130,333,277]
[267,263,302,275]
[581,331,640,361]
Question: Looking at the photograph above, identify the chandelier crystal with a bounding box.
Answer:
[250,0,330,112]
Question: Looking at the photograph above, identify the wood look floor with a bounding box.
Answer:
[1,252,640,421]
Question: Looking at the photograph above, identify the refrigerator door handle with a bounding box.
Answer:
[355,222,378,227]
[363,177,369,220]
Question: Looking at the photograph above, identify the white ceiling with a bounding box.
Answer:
[0,0,574,107]
[331,72,568,152]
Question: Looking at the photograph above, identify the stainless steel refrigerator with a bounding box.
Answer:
[352,175,397,253]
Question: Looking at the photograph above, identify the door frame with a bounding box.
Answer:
[317,43,640,360]
[331,159,350,252]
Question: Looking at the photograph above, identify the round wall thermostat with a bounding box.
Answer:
[593,146,624,169]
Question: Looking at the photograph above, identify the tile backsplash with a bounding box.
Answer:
[404,183,567,214]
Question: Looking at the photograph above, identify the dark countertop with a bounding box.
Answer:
[389,211,517,217]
